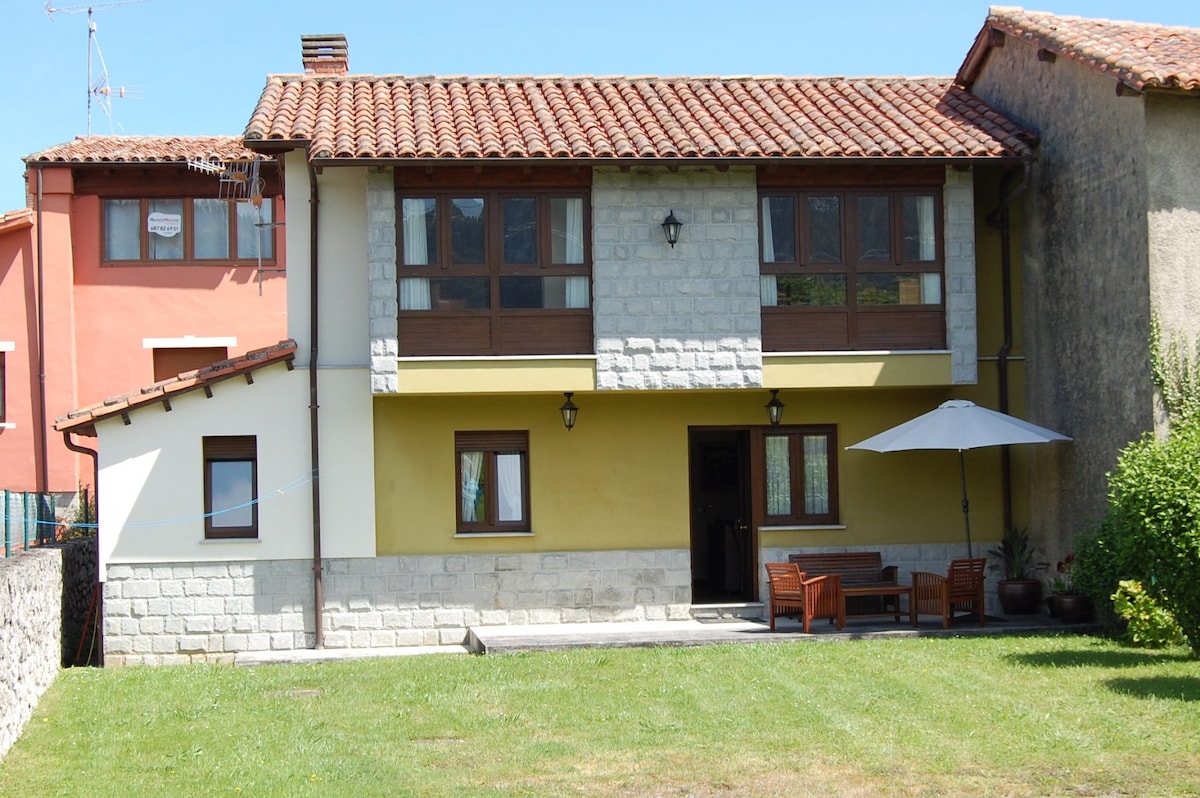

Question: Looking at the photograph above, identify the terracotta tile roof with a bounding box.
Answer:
[0,208,33,234]
[25,135,265,164]
[245,75,1035,162]
[55,340,297,435]
[960,6,1200,92]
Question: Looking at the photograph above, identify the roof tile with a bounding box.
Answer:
[962,6,1200,91]
[56,340,298,435]
[245,75,1034,161]
[25,135,264,164]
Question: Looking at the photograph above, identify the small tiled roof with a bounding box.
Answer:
[244,74,1035,162]
[55,340,297,435]
[0,208,33,234]
[960,6,1200,92]
[25,135,265,164]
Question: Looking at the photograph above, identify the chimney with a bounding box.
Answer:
[301,34,349,75]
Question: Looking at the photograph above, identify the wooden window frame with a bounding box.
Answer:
[101,197,277,266]
[396,186,593,356]
[454,431,531,534]
[759,183,945,352]
[203,435,258,539]
[759,425,839,526]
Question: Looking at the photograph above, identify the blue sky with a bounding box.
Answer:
[3,0,1198,211]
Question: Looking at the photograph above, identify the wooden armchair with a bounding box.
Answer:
[911,557,987,629]
[765,562,844,633]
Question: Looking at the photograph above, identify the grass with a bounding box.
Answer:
[2,634,1199,796]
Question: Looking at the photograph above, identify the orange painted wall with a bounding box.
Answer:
[0,213,40,491]
[0,166,288,494]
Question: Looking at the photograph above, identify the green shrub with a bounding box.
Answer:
[1112,579,1185,648]
[1101,423,1200,657]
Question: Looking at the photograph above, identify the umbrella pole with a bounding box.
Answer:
[959,450,972,557]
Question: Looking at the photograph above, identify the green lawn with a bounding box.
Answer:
[2,634,1198,797]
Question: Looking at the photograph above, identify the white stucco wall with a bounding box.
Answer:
[95,362,376,579]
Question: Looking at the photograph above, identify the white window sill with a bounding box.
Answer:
[199,537,261,544]
[454,531,535,539]
[0,423,14,430]
[759,524,847,532]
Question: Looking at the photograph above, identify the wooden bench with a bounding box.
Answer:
[789,551,912,624]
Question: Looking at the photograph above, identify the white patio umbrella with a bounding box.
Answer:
[846,400,1071,556]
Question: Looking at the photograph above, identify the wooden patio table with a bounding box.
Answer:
[840,583,916,626]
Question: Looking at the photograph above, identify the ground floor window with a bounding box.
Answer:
[762,426,838,524]
[203,436,258,539]
[455,431,530,533]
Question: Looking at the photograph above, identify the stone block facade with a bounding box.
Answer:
[943,167,978,385]
[102,548,692,665]
[366,167,399,393]
[1,549,62,763]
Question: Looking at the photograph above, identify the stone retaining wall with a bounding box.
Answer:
[0,549,63,763]
[102,548,692,665]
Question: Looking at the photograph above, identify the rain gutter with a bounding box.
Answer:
[985,161,1033,531]
[307,161,324,649]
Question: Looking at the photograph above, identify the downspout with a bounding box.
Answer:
[985,162,1032,532]
[34,166,50,502]
[307,162,324,649]
[60,431,98,517]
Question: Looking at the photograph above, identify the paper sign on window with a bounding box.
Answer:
[147,212,182,237]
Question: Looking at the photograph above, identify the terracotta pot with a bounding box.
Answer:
[1052,594,1093,624]
[997,579,1042,614]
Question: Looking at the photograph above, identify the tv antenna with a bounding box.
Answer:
[45,1,148,135]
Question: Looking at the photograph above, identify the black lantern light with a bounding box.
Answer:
[765,389,785,426]
[560,392,579,431]
[661,210,683,248]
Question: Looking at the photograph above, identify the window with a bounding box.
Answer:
[396,186,592,356]
[153,347,229,383]
[203,436,258,539]
[455,431,530,534]
[759,186,943,351]
[102,198,274,264]
[762,427,838,525]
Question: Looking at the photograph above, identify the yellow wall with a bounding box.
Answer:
[374,381,1033,557]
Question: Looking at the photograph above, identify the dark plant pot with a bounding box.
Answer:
[1052,594,1093,624]
[997,579,1042,615]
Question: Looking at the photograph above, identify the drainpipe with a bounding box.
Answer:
[985,162,1032,532]
[61,431,98,518]
[307,162,324,649]
[34,165,50,501]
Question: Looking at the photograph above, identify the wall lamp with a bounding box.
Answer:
[765,389,785,426]
[661,210,683,248]
[560,392,579,431]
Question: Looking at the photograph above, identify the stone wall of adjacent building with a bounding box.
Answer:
[592,166,764,390]
[0,549,62,763]
[102,548,692,665]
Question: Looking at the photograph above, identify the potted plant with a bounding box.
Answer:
[987,527,1046,614]
[1048,553,1093,623]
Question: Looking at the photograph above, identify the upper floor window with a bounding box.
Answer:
[102,198,274,264]
[759,186,944,351]
[395,187,592,356]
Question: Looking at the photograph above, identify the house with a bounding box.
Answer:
[58,33,1044,663]
[0,136,287,506]
[958,7,1200,554]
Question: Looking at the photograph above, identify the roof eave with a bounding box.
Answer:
[308,153,1035,169]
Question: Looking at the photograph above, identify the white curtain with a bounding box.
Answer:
[803,435,829,514]
[765,436,791,516]
[921,273,942,304]
[916,196,935,261]
[399,278,432,311]
[496,453,524,522]
[564,198,584,264]
[760,275,778,307]
[565,276,589,308]
[761,197,775,263]
[402,199,430,265]
[460,451,483,523]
